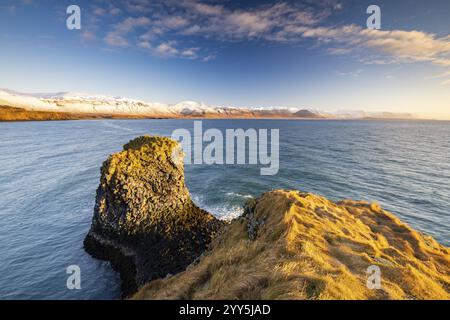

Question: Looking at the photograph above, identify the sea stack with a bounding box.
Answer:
[84,135,224,297]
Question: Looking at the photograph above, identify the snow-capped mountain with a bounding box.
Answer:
[0,89,214,116]
[2,88,417,120]
[0,88,322,118]
[0,89,55,110]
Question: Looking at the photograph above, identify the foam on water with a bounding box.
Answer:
[191,194,244,221]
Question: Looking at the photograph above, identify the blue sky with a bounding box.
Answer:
[0,0,449,115]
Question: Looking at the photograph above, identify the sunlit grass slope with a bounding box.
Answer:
[133,190,449,300]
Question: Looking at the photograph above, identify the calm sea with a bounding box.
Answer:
[0,119,449,299]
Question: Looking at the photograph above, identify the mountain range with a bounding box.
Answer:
[0,88,416,121]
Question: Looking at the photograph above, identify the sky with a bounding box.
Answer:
[0,0,449,116]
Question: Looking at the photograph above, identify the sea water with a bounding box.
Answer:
[0,119,448,299]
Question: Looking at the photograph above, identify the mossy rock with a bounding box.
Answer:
[84,135,224,297]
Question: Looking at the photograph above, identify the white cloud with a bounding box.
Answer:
[334,3,343,11]
[104,16,151,47]
[104,32,129,47]
[96,0,449,69]
[336,69,364,77]
[154,42,179,56]
[93,5,121,17]
[151,41,200,59]
[183,2,224,16]
[281,24,450,67]
[202,53,216,62]
[162,16,190,29]
[359,29,450,65]
[327,48,353,55]
[138,41,152,49]
[175,2,324,41]
[180,47,199,59]
[115,17,151,33]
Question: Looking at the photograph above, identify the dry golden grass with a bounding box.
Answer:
[0,106,173,121]
[0,106,106,121]
[132,190,450,300]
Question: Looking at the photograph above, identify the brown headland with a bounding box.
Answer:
[134,190,449,300]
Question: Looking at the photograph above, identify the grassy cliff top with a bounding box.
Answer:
[133,190,450,300]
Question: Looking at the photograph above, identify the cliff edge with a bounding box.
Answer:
[84,136,224,297]
[133,190,450,300]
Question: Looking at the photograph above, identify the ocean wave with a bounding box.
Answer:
[191,194,244,221]
[226,192,254,199]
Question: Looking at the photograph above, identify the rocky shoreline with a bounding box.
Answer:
[85,135,450,299]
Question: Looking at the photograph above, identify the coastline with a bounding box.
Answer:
[1,106,439,122]
[0,105,326,122]
[1,122,449,299]
[82,135,450,299]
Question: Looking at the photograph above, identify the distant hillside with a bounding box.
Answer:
[0,88,322,121]
[331,110,417,120]
[0,88,424,121]
[294,109,324,118]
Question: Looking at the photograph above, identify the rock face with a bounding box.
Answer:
[133,190,450,300]
[84,136,224,297]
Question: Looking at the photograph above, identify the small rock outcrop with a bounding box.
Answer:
[84,136,224,297]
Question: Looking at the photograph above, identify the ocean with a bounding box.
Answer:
[0,119,449,299]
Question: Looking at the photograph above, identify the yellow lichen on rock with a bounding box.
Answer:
[123,135,180,160]
[132,190,450,300]
[84,135,224,296]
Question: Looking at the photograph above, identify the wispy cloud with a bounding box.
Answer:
[335,69,364,77]
[105,16,151,47]
[96,0,339,59]
[284,25,450,67]
[175,1,327,41]
[426,70,450,85]
[92,5,121,17]
[88,0,450,68]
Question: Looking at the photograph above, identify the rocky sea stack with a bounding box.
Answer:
[84,136,224,297]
